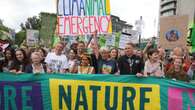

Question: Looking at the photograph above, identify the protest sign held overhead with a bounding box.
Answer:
[119,30,138,49]
[39,13,57,47]
[105,34,115,47]
[26,30,39,46]
[57,0,112,35]
[159,15,188,49]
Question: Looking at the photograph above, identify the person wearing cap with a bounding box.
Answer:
[187,52,195,80]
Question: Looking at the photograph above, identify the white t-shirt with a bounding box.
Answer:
[144,60,164,76]
[68,59,78,69]
[45,52,69,72]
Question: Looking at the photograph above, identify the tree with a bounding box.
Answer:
[17,15,42,46]
[187,24,195,47]
[20,16,41,30]
[15,30,26,46]
[0,19,9,32]
[0,19,13,44]
[0,19,3,26]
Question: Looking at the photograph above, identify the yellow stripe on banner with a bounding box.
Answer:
[50,79,160,110]
[108,18,112,33]
[106,0,111,15]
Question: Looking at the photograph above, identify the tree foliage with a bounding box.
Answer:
[16,15,42,46]
[15,30,26,46]
[0,19,9,32]
[20,16,41,30]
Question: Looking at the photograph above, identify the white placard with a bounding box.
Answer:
[26,30,39,46]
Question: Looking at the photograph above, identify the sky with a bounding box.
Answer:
[0,0,160,38]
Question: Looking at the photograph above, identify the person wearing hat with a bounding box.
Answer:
[187,52,195,80]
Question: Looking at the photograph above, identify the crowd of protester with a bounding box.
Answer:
[0,34,195,82]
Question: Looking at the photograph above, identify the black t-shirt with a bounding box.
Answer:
[90,54,98,73]
[10,61,28,72]
[118,55,144,75]
[98,59,118,74]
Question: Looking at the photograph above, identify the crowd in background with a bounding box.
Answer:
[0,33,195,82]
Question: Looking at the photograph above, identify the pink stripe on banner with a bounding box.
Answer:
[168,88,183,110]
[168,88,195,110]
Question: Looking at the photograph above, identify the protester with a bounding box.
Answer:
[70,43,78,52]
[77,41,86,56]
[118,43,144,75]
[0,63,2,72]
[110,48,119,60]
[0,33,193,83]
[77,54,95,74]
[35,47,47,64]
[45,42,69,73]
[87,31,100,73]
[2,47,15,72]
[98,47,118,74]
[172,47,184,58]
[135,49,145,72]
[183,47,191,72]
[0,50,4,72]
[62,41,69,56]
[10,48,29,74]
[165,47,191,73]
[143,39,154,60]
[142,48,164,77]
[187,52,195,80]
[25,52,47,74]
[173,47,191,72]
[165,57,189,82]
[158,47,165,62]
[67,49,78,73]
[21,46,31,58]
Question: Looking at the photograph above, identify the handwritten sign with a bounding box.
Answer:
[57,0,112,35]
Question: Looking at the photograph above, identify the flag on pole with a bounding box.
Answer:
[51,35,60,47]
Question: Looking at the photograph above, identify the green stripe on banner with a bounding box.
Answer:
[191,24,195,52]
[0,72,195,110]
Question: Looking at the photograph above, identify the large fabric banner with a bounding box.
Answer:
[0,72,195,110]
[57,0,112,35]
